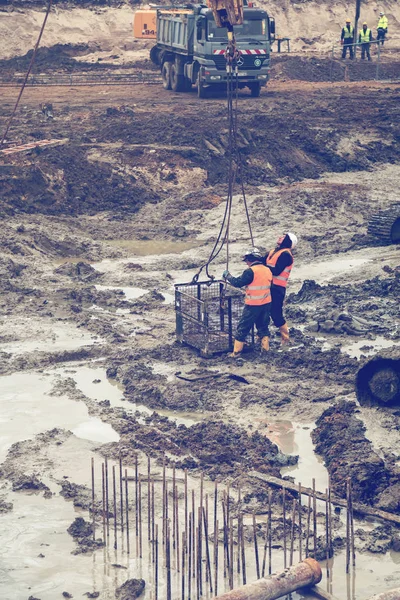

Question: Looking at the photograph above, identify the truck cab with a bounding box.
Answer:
[150,4,275,97]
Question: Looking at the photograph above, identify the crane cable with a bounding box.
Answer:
[192,29,254,285]
[1,0,53,147]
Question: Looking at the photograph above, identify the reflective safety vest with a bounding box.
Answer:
[377,16,388,29]
[244,264,272,306]
[266,248,293,288]
[359,28,371,43]
[343,25,354,38]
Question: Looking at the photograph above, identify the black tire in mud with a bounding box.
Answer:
[368,204,400,245]
[162,61,173,90]
[249,82,261,97]
[197,73,208,99]
[356,357,400,406]
[170,62,185,92]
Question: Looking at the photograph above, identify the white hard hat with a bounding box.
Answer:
[242,246,263,260]
[287,232,298,248]
[379,11,384,15]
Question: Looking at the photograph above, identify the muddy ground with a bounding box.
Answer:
[1,36,400,600]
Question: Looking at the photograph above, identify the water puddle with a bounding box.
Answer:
[0,371,119,463]
[341,336,400,359]
[259,420,329,491]
[103,239,199,255]
[95,284,148,301]
[292,257,370,290]
[0,319,101,355]
[63,364,205,427]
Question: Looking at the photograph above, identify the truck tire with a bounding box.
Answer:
[162,61,172,90]
[150,46,161,67]
[184,76,193,91]
[249,82,261,97]
[197,73,207,99]
[368,204,400,245]
[170,63,185,92]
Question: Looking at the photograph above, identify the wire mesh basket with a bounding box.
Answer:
[175,280,254,356]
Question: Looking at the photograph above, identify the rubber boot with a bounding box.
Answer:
[228,340,244,358]
[261,336,270,352]
[279,323,290,345]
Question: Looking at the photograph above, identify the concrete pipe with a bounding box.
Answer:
[366,590,400,600]
[356,357,400,406]
[215,558,322,600]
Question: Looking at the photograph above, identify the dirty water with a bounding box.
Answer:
[61,363,206,426]
[0,320,101,355]
[291,257,370,289]
[95,283,149,301]
[262,420,329,491]
[0,371,118,462]
[341,336,400,359]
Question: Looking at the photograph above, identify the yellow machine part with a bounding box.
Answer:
[207,0,244,28]
[133,9,157,39]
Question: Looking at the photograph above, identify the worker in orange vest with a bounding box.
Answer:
[265,232,297,345]
[223,247,272,358]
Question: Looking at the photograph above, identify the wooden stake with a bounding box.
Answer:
[185,468,188,544]
[102,462,106,542]
[188,512,192,600]
[268,489,272,576]
[139,474,142,558]
[253,512,260,579]
[155,523,159,600]
[214,518,219,597]
[328,479,333,562]
[325,487,330,575]
[182,531,186,600]
[298,482,302,562]
[240,512,246,585]
[91,457,95,541]
[192,490,196,580]
[135,454,139,538]
[151,479,155,561]
[173,464,176,551]
[289,499,296,566]
[282,488,287,568]
[306,494,312,558]
[350,480,355,568]
[112,465,118,550]
[312,478,317,557]
[176,484,180,573]
[346,479,350,573]
[261,513,268,578]
[119,452,124,533]
[203,506,213,594]
[229,516,234,589]
[105,457,110,539]
[166,519,172,600]
[237,486,241,575]
[148,455,151,542]
[125,468,130,554]
[197,506,203,596]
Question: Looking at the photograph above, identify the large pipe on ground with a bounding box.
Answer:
[215,558,322,600]
[367,590,400,600]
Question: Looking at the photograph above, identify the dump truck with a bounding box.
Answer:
[149,3,275,98]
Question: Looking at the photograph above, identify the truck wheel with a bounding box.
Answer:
[184,77,193,91]
[197,73,207,98]
[170,63,185,92]
[162,61,172,90]
[249,82,261,97]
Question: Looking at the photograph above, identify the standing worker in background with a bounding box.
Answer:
[222,248,272,358]
[265,232,297,345]
[377,11,388,45]
[341,18,354,59]
[359,22,373,60]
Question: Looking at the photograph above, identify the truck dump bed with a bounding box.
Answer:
[157,10,195,55]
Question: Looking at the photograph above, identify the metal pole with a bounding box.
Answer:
[125,469,130,554]
[91,457,95,541]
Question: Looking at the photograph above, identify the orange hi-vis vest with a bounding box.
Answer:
[245,264,272,305]
[266,248,293,288]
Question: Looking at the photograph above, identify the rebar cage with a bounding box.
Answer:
[175,280,254,356]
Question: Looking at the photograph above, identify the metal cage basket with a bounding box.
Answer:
[175,280,254,356]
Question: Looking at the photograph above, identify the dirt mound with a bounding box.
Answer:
[271,54,400,83]
[312,401,400,509]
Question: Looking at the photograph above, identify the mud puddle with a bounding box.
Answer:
[0,371,118,462]
[62,363,206,426]
[341,336,400,359]
[261,420,329,491]
[0,319,102,356]
[95,284,148,301]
